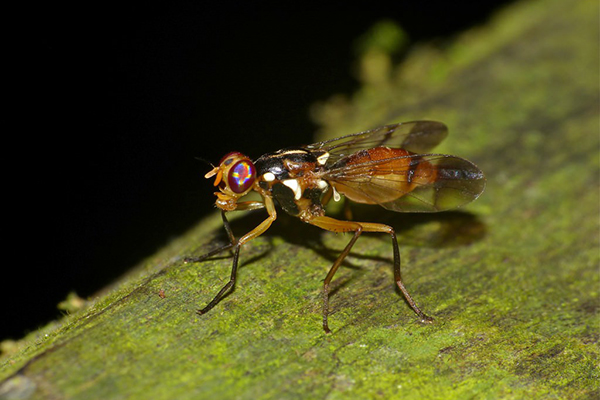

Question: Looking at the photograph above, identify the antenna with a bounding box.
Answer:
[194,156,215,169]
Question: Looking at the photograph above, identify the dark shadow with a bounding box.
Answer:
[341,202,487,247]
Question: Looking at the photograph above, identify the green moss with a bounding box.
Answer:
[1,0,598,398]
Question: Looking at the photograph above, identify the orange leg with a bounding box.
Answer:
[309,216,433,333]
[186,197,277,315]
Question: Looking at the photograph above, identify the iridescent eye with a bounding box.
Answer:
[220,152,243,166]
[227,159,256,193]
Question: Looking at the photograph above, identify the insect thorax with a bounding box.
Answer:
[255,148,329,221]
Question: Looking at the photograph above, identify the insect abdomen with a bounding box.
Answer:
[333,147,438,204]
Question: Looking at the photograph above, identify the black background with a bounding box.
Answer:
[5,1,510,341]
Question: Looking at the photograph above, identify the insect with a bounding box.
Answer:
[186,121,485,333]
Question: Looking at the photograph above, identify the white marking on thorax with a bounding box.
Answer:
[278,149,307,156]
[263,172,276,182]
[317,152,330,165]
[283,179,302,200]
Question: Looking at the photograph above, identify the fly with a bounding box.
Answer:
[186,121,486,333]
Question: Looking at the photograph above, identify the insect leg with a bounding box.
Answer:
[185,201,265,263]
[197,197,277,315]
[362,222,433,322]
[309,216,432,332]
[235,201,266,211]
[184,211,236,264]
[220,201,265,243]
[197,244,241,314]
[308,217,363,333]
[357,221,433,324]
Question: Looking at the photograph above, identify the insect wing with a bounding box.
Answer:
[306,121,449,164]
[324,153,485,212]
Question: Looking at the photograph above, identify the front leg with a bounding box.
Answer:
[194,197,277,315]
[185,201,266,263]
[184,211,237,264]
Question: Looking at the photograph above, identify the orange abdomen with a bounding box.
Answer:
[333,147,438,204]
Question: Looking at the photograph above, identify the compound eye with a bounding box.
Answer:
[220,151,243,166]
[227,159,256,193]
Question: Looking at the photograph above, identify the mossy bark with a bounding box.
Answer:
[1,0,598,398]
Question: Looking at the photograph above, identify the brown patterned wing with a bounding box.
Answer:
[323,148,485,213]
[306,121,448,164]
